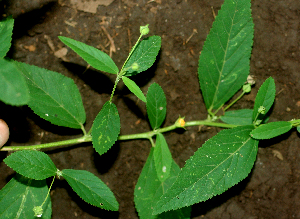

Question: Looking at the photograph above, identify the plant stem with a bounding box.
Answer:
[0,119,238,151]
[223,91,246,112]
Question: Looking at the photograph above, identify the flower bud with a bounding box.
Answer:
[243,83,251,93]
[33,206,43,217]
[131,62,139,71]
[258,106,266,114]
[175,117,185,128]
[140,24,149,36]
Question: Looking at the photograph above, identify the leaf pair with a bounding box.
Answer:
[221,77,293,139]
[60,35,161,104]
[3,150,119,212]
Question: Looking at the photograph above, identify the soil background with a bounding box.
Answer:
[1,0,300,218]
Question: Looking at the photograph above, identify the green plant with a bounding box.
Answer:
[1,0,299,218]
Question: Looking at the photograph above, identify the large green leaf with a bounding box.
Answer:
[220,109,253,125]
[250,121,292,140]
[124,36,161,76]
[58,36,119,74]
[0,17,14,58]
[92,101,120,155]
[15,61,86,129]
[134,148,191,219]
[62,169,119,211]
[122,76,146,102]
[198,0,254,110]
[146,83,167,130]
[0,174,52,219]
[4,150,57,180]
[154,133,172,182]
[0,58,30,105]
[153,125,258,214]
[252,77,275,122]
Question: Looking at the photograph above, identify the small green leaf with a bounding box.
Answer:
[198,0,254,110]
[250,121,292,140]
[92,101,120,155]
[122,76,146,102]
[252,77,275,122]
[146,83,167,130]
[220,109,253,125]
[153,125,258,214]
[59,36,119,74]
[4,150,57,180]
[0,58,30,105]
[154,133,172,182]
[0,17,14,58]
[134,148,191,219]
[124,36,161,76]
[15,61,86,129]
[0,174,52,219]
[297,126,300,133]
[62,169,119,211]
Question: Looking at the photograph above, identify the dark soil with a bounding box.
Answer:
[1,0,300,218]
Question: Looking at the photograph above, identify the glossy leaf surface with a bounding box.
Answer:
[252,77,275,122]
[0,17,14,58]
[154,133,172,182]
[15,61,86,129]
[92,101,120,155]
[250,121,292,140]
[146,83,166,130]
[59,36,119,74]
[124,36,161,76]
[198,0,254,110]
[4,150,57,180]
[122,76,146,102]
[62,169,119,211]
[0,174,51,219]
[154,126,258,214]
[134,148,191,219]
[220,109,253,125]
[0,59,29,105]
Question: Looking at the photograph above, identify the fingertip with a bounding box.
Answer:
[0,119,9,148]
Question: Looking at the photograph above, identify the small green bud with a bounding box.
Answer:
[255,119,263,126]
[33,206,43,217]
[243,83,251,93]
[140,24,149,36]
[131,62,139,71]
[258,106,266,114]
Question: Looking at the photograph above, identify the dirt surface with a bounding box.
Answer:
[1,0,300,218]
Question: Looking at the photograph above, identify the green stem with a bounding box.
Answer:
[223,91,246,112]
[0,119,239,151]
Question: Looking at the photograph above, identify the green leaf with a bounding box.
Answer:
[220,109,253,125]
[15,61,86,129]
[153,125,258,214]
[4,150,57,180]
[0,59,30,106]
[62,169,119,211]
[0,174,52,219]
[134,148,191,219]
[124,36,161,76]
[92,101,120,155]
[250,121,292,140]
[0,17,14,58]
[198,0,254,110]
[58,36,119,74]
[154,133,172,182]
[297,126,300,133]
[122,76,146,102]
[146,83,167,130]
[252,77,275,122]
